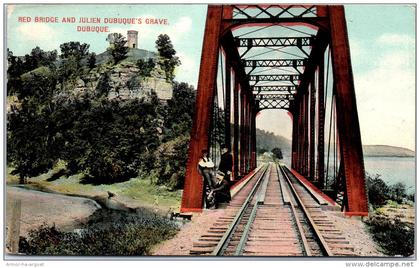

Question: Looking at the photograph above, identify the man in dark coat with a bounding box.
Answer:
[210,144,232,207]
[218,144,233,182]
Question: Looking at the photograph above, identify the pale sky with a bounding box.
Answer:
[6,4,416,150]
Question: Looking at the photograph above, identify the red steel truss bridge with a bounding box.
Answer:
[181,5,368,217]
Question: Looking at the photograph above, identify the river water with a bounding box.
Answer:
[281,156,415,193]
[364,156,415,193]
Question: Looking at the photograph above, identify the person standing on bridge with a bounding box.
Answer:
[218,144,233,183]
[197,149,216,209]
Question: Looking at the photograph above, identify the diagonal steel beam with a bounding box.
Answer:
[257,99,291,110]
[235,37,314,48]
[252,85,297,93]
[243,59,306,68]
[254,94,295,100]
[249,74,301,82]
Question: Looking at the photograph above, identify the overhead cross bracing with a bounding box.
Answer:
[235,37,314,48]
[252,85,296,94]
[248,74,301,83]
[236,20,314,102]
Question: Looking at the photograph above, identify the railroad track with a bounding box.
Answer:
[190,162,354,257]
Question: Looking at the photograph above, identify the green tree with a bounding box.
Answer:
[271,147,283,160]
[27,46,57,70]
[19,66,56,100]
[137,58,155,77]
[58,42,90,83]
[88,52,96,69]
[59,42,90,63]
[106,33,128,64]
[56,98,161,184]
[7,86,58,183]
[7,47,60,183]
[155,34,180,81]
[7,49,24,95]
[366,174,390,208]
[165,82,195,139]
[389,182,407,203]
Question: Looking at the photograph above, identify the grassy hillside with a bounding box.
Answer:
[363,145,415,157]
[256,128,291,156]
[96,48,155,65]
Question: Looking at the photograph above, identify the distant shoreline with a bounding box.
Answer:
[364,155,415,158]
[363,145,415,158]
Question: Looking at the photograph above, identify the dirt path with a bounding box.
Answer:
[6,186,101,237]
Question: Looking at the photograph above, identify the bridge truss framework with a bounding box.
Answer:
[181,5,368,216]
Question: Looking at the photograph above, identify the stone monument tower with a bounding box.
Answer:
[127,30,138,48]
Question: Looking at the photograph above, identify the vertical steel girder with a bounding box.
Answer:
[240,92,246,176]
[244,101,249,173]
[291,109,299,170]
[247,103,252,171]
[233,81,239,180]
[181,6,223,212]
[225,63,231,151]
[251,110,257,169]
[303,91,309,177]
[328,6,368,216]
[298,98,305,174]
[309,80,316,181]
[317,57,325,188]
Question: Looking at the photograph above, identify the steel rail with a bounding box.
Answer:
[279,164,333,256]
[235,165,270,255]
[211,164,270,256]
[282,167,328,205]
[275,164,312,256]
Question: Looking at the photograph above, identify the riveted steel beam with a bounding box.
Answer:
[249,74,301,82]
[181,5,224,213]
[235,37,314,48]
[257,99,291,110]
[255,94,295,100]
[329,5,368,216]
[252,85,297,93]
[244,59,306,68]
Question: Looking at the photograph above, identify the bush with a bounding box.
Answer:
[137,58,155,77]
[153,135,189,189]
[271,147,283,160]
[19,209,178,256]
[106,33,128,64]
[364,214,414,256]
[58,98,160,184]
[365,174,390,208]
[365,173,409,208]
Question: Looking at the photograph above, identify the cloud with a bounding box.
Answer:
[376,33,415,47]
[172,16,192,35]
[353,44,415,150]
[175,52,197,86]
[17,23,57,43]
[143,16,193,44]
[349,39,366,60]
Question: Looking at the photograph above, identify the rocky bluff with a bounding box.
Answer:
[68,48,173,101]
[74,61,172,101]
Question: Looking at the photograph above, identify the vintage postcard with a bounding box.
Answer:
[3,2,416,265]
